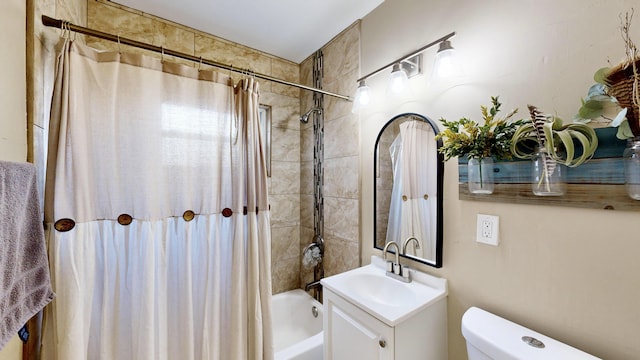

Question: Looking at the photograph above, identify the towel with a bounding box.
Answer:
[0,161,55,350]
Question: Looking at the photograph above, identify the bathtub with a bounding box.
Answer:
[272,289,323,360]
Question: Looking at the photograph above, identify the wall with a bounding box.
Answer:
[358,0,640,359]
[299,23,361,291]
[0,1,27,358]
[1,0,27,162]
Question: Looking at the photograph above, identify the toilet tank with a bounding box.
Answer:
[461,307,601,360]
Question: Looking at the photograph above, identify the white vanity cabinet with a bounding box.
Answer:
[324,289,395,359]
[321,257,448,360]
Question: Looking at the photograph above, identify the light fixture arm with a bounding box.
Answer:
[356,31,456,83]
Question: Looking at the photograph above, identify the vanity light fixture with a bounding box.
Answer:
[351,31,457,114]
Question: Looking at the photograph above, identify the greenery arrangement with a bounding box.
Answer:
[574,68,636,140]
[574,69,624,124]
[512,105,598,167]
[436,96,524,161]
[575,10,640,140]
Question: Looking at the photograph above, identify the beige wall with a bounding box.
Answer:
[1,0,27,162]
[0,0,26,358]
[359,0,640,359]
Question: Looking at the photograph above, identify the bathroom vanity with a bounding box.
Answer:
[321,257,448,359]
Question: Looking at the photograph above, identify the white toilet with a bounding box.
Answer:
[461,307,601,360]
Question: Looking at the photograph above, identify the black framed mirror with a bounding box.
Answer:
[374,113,444,268]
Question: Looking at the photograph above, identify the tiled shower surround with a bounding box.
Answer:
[300,25,361,287]
[29,0,361,295]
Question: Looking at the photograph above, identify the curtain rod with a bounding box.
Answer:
[41,15,352,101]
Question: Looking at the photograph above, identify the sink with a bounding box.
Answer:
[320,256,447,326]
[344,273,417,308]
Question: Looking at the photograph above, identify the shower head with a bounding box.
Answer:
[300,108,322,123]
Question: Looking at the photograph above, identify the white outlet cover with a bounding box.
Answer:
[476,214,499,246]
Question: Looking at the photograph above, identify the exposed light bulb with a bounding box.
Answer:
[387,63,408,95]
[433,40,461,78]
[352,80,371,114]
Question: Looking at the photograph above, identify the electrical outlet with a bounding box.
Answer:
[477,214,499,246]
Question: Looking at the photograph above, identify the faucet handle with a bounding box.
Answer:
[393,262,402,275]
[386,260,394,273]
[401,265,411,280]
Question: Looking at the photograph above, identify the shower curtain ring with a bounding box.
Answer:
[60,21,68,39]
[117,34,121,53]
[226,65,234,86]
[66,22,72,40]
[161,46,165,62]
[198,56,203,71]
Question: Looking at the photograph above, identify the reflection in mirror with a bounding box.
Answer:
[374,113,443,267]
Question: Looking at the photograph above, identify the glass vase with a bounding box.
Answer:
[623,137,640,200]
[468,157,494,194]
[532,147,566,196]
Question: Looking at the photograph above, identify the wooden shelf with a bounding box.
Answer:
[457,128,640,211]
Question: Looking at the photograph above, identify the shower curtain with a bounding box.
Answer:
[386,120,437,260]
[42,40,273,360]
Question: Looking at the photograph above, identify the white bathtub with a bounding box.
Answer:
[272,289,323,360]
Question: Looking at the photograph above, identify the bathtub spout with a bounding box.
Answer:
[304,280,322,292]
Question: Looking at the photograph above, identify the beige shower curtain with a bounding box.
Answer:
[43,39,273,360]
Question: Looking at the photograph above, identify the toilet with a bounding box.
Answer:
[461,307,601,360]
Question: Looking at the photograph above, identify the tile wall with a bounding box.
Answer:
[300,23,362,291]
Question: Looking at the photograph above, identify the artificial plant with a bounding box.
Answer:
[511,105,598,167]
[436,96,524,161]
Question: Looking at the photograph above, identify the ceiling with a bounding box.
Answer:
[113,0,384,63]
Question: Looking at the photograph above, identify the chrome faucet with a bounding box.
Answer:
[382,240,413,283]
[382,241,411,282]
[402,237,421,255]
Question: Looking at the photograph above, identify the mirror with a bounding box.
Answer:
[374,113,444,268]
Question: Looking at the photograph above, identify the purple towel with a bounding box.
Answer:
[0,161,55,350]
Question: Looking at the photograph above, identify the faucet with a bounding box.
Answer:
[383,240,412,283]
[305,280,322,292]
[402,237,421,255]
[382,241,401,275]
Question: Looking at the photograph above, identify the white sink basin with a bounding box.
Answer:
[321,256,447,326]
[344,272,417,308]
